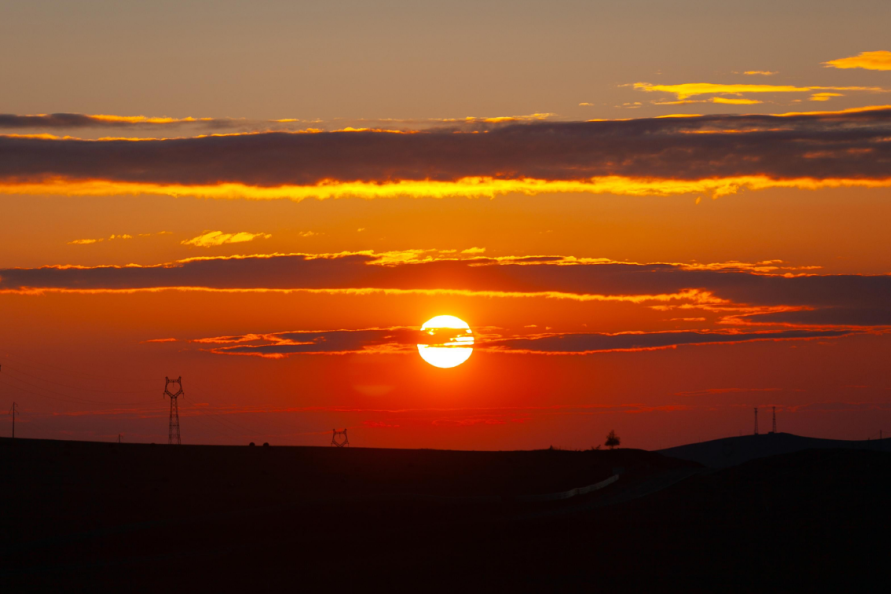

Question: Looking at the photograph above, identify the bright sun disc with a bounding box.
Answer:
[418,315,474,368]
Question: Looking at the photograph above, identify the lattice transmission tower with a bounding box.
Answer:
[331,428,349,447]
[164,377,184,445]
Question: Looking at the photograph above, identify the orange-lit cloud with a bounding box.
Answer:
[5,176,891,201]
[0,113,214,129]
[809,93,844,102]
[1,107,890,200]
[743,71,778,76]
[67,233,140,245]
[824,51,891,71]
[654,97,763,106]
[634,82,886,100]
[181,230,272,247]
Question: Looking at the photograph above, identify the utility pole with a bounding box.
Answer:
[772,406,777,434]
[11,402,17,439]
[754,407,759,436]
[0,364,6,439]
[163,377,184,445]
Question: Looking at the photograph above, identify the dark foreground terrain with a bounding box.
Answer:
[1,437,890,592]
[660,431,891,468]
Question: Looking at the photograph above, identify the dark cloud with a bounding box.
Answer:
[2,109,890,184]
[203,327,470,356]
[487,329,856,353]
[744,307,891,326]
[2,255,890,328]
[791,401,891,412]
[200,327,856,357]
[215,329,417,355]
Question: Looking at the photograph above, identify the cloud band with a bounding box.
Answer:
[1,108,890,199]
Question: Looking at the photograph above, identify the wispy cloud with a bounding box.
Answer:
[653,97,763,106]
[484,329,858,354]
[674,387,783,397]
[634,82,886,100]
[743,71,778,76]
[0,113,216,129]
[824,51,891,71]
[181,231,271,247]
[68,232,161,245]
[184,327,860,358]
[809,92,844,102]
[0,112,556,136]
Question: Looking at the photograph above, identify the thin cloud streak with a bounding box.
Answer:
[190,327,860,358]
[181,231,271,247]
[634,82,887,100]
[0,112,554,134]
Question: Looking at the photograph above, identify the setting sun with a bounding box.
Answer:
[417,315,474,369]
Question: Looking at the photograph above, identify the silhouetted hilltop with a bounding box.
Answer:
[658,431,890,468]
[1,437,890,592]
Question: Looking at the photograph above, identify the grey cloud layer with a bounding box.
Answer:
[3,255,890,327]
[2,109,891,184]
[207,328,469,355]
[205,328,856,356]
[486,329,854,353]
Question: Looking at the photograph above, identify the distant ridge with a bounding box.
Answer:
[658,432,890,468]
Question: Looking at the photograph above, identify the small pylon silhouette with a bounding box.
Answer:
[331,428,349,447]
[164,377,184,445]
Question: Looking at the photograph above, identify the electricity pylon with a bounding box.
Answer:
[754,407,759,435]
[164,377,184,445]
[772,406,777,434]
[331,428,349,447]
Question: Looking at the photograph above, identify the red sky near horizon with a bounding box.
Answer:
[1,0,890,450]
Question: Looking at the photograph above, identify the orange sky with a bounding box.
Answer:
[1,2,890,449]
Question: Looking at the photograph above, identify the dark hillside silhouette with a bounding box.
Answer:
[1,437,889,592]
[659,431,890,468]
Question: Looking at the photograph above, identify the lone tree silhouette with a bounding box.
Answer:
[605,430,621,450]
